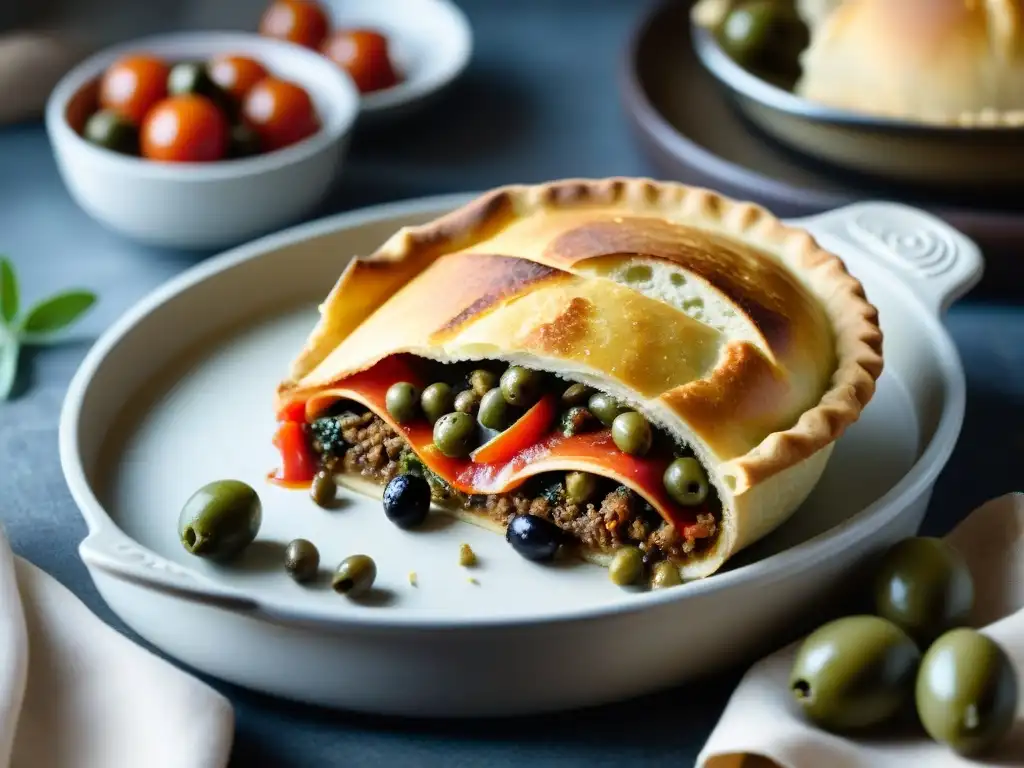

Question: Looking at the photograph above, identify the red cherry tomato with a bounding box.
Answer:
[242,78,319,152]
[208,54,269,101]
[272,420,317,483]
[140,95,229,163]
[259,0,330,49]
[470,395,558,465]
[321,29,400,94]
[99,54,170,124]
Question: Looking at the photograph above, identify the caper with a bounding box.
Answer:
[178,480,262,562]
[310,470,336,508]
[420,382,455,424]
[454,389,480,416]
[385,382,420,424]
[469,369,498,397]
[332,554,377,597]
[284,538,319,583]
[588,393,626,426]
[433,411,478,458]
[561,382,593,406]
[789,615,921,732]
[611,411,653,456]
[609,547,645,586]
[478,387,510,430]
[872,537,974,647]
[663,457,710,506]
[500,366,544,407]
[916,628,1018,756]
[565,471,598,505]
[83,108,139,155]
[650,561,682,589]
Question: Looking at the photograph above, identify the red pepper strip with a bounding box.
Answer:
[272,420,317,484]
[470,394,557,465]
[276,399,308,423]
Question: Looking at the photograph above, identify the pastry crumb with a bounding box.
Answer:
[467,576,480,586]
[458,543,477,567]
[408,571,418,587]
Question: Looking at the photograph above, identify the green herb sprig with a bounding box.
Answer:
[0,256,97,401]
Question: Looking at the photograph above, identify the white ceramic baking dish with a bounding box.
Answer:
[59,193,982,717]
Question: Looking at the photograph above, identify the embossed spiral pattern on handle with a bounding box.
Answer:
[114,541,197,580]
[845,210,959,279]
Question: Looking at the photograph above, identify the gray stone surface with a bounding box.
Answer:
[1,1,1022,765]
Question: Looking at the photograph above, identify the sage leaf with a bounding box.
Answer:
[21,291,96,335]
[0,257,17,325]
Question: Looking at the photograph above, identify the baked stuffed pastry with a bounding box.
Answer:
[274,179,883,581]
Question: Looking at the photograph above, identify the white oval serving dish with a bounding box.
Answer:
[60,193,982,717]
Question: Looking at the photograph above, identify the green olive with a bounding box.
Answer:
[421,382,455,424]
[228,121,261,159]
[789,615,920,732]
[310,470,336,508]
[167,61,232,112]
[650,561,682,590]
[611,412,653,456]
[454,389,480,416]
[916,628,1018,756]
[83,108,139,155]
[332,554,377,597]
[478,387,510,430]
[561,382,593,406]
[284,538,320,583]
[469,369,498,397]
[588,393,626,426]
[718,1,807,74]
[609,547,645,586]
[500,366,544,407]
[385,382,420,424]
[872,537,974,647]
[433,411,478,458]
[663,457,710,506]
[565,471,598,505]
[178,480,262,562]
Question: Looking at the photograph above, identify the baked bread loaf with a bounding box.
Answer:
[274,179,883,581]
[796,0,1024,123]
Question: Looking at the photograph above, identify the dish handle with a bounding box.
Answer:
[788,202,984,315]
[79,530,259,613]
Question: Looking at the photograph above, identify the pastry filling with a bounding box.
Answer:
[274,354,722,563]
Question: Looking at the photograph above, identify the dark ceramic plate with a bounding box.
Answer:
[619,0,1023,289]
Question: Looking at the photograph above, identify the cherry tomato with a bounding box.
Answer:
[259,0,330,49]
[99,54,170,124]
[321,29,400,94]
[140,95,229,163]
[242,78,319,152]
[208,54,269,102]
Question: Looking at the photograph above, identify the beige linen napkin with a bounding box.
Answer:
[699,493,1024,768]
[0,527,234,768]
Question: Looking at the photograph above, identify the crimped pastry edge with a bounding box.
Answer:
[348,177,883,497]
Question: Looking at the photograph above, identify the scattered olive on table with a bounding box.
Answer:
[587,392,626,426]
[468,369,498,397]
[178,479,262,561]
[309,469,336,508]
[565,471,598,506]
[663,457,710,506]
[505,514,563,562]
[421,382,455,424]
[385,381,421,424]
[477,387,511,430]
[650,561,682,590]
[453,389,480,416]
[608,546,645,587]
[459,543,477,567]
[500,366,545,408]
[915,628,1019,756]
[872,537,974,646]
[382,473,431,530]
[332,554,377,597]
[790,615,921,732]
[611,411,653,456]
[284,538,320,583]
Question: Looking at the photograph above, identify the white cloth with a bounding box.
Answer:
[0,528,234,768]
[699,493,1024,768]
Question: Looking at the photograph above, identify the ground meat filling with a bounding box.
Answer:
[310,410,718,562]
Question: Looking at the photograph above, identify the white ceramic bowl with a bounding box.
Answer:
[59,195,982,716]
[323,0,473,115]
[45,32,360,250]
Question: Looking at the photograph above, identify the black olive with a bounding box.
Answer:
[505,513,563,562]
[382,473,431,530]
